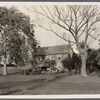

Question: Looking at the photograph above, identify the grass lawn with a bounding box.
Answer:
[0,72,67,95]
[0,73,100,95]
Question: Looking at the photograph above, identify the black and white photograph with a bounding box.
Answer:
[0,2,100,97]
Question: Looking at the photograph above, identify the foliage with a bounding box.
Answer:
[44,59,56,68]
[0,6,38,69]
[87,50,98,64]
[86,49,100,74]
[62,49,100,74]
[62,54,72,72]
[62,53,81,74]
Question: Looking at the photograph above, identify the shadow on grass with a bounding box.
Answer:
[0,89,22,95]
[0,79,46,95]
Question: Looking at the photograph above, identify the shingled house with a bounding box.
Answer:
[36,45,73,71]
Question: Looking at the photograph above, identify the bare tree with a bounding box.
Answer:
[29,5,100,77]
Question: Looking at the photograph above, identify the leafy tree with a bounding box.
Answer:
[0,6,38,75]
[86,49,100,74]
[62,53,81,74]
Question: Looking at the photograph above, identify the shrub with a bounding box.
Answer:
[62,54,72,72]
[62,53,81,74]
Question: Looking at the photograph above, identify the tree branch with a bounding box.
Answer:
[34,20,75,44]
[45,5,54,21]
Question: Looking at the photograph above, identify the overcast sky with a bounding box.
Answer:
[0,2,100,52]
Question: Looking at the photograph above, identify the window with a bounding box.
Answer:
[58,57,60,59]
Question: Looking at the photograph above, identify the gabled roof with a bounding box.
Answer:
[36,45,71,56]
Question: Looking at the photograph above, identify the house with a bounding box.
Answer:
[36,45,73,71]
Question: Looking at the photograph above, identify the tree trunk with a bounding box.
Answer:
[3,57,7,75]
[81,54,88,77]
[80,18,88,77]
[3,39,7,75]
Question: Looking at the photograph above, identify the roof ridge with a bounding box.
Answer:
[36,44,71,56]
[40,44,70,48]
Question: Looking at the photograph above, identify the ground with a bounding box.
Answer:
[0,73,100,95]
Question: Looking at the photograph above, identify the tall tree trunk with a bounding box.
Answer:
[80,40,88,77]
[81,54,88,77]
[76,36,88,77]
[3,39,7,75]
[3,56,7,75]
[81,19,88,77]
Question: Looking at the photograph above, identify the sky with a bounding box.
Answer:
[0,2,69,47]
[0,2,100,53]
[16,4,69,47]
[0,2,68,47]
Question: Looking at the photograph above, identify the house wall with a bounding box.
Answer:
[45,54,68,70]
[36,48,73,71]
[45,54,68,61]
